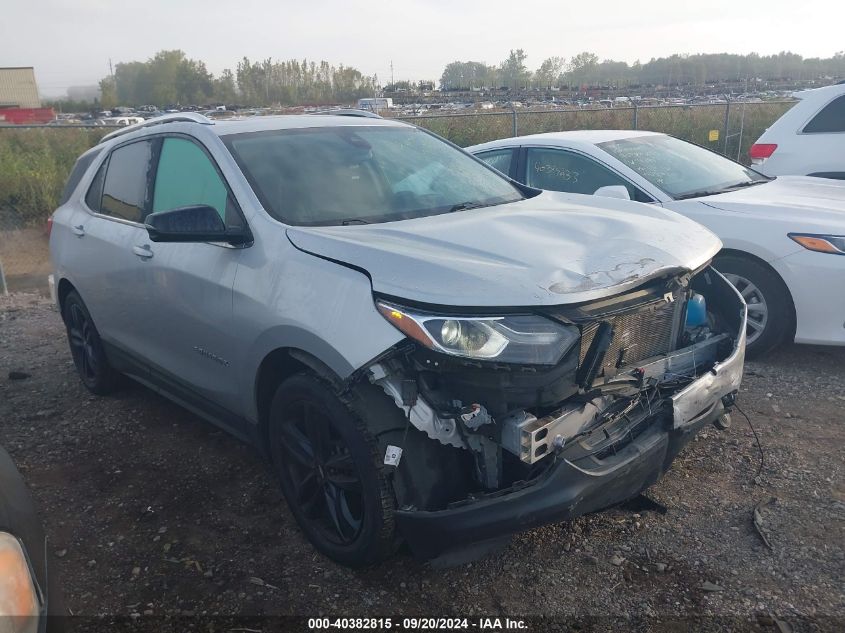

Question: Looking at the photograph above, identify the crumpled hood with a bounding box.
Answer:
[699,176,845,228]
[286,191,722,307]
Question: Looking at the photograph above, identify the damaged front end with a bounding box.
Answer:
[366,265,746,559]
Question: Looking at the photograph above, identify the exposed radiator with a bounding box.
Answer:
[579,296,682,378]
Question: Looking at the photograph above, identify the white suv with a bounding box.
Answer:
[750,82,845,179]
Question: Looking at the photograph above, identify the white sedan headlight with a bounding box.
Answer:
[376,300,579,365]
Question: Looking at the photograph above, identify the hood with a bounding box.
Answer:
[699,176,845,228]
[286,191,722,308]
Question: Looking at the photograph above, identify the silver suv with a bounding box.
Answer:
[50,113,746,566]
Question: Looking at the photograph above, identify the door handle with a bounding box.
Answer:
[72,224,85,237]
[132,244,154,259]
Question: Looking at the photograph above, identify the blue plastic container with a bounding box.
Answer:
[686,293,707,328]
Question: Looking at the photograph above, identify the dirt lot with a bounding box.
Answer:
[0,293,843,631]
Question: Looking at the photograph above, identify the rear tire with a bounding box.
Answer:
[714,254,793,358]
[62,290,120,395]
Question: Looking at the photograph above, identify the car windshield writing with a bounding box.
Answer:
[223,126,523,225]
[599,134,767,199]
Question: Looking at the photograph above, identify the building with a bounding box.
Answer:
[0,67,53,124]
[0,67,41,108]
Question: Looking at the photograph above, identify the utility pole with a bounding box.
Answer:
[390,60,394,90]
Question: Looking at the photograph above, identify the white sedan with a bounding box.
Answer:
[468,131,845,355]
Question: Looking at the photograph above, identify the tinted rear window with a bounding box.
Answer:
[60,149,102,206]
[803,95,845,133]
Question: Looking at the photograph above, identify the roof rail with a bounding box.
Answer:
[309,108,382,119]
[98,112,214,145]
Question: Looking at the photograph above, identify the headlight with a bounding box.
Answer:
[788,233,845,255]
[376,300,579,364]
[0,532,40,633]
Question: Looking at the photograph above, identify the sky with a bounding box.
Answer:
[2,0,844,97]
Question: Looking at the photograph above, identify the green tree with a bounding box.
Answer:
[499,49,530,90]
[534,56,565,88]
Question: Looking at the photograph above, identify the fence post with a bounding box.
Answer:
[0,258,7,296]
[512,106,518,137]
[632,103,638,130]
[736,102,747,162]
[722,99,731,155]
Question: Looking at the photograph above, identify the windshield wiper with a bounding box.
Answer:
[447,201,488,213]
[339,218,370,225]
[675,180,763,200]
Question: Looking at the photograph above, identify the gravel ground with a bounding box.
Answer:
[1,293,843,632]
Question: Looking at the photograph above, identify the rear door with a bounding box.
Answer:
[69,139,156,363]
[136,135,250,419]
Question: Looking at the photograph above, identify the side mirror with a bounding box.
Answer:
[594,185,631,201]
[145,205,251,245]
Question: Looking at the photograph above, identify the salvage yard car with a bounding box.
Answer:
[50,113,746,566]
[470,131,845,355]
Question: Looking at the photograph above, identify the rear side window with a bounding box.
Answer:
[525,147,653,202]
[152,137,243,229]
[99,140,153,222]
[60,149,102,206]
[84,161,107,212]
[476,149,514,177]
[803,95,845,133]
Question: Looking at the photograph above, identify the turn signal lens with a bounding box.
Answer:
[788,233,845,255]
[0,532,40,633]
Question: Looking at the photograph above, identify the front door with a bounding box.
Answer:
[135,135,250,418]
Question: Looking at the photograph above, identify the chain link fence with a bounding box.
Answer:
[393,101,794,159]
[0,101,794,295]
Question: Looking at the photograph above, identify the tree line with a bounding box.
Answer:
[439,50,845,91]
[79,48,845,109]
[97,50,379,108]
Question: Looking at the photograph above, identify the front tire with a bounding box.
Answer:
[62,290,120,395]
[268,373,397,567]
[714,254,793,357]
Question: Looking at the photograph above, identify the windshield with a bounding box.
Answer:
[223,125,524,225]
[598,134,769,200]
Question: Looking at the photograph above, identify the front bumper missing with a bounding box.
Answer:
[396,270,748,559]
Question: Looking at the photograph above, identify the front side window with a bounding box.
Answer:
[98,140,153,222]
[803,95,845,133]
[222,126,524,226]
[599,134,768,200]
[152,137,244,229]
[524,148,649,201]
[476,149,514,177]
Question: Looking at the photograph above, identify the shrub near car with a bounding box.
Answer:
[50,113,746,566]
[470,131,845,356]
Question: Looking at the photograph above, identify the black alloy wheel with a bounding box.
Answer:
[277,398,365,545]
[62,290,119,395]
[269,374,397,566]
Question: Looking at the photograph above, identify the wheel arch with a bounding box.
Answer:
[56,277,77,314]
[254,346,346,454]
[714,248,797,340]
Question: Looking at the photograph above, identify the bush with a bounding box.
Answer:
[0,128,107,228]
